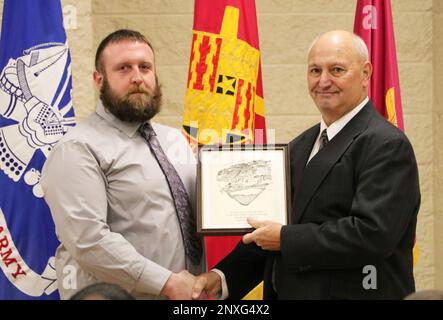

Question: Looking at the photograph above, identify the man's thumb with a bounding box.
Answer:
[192,277,206,300]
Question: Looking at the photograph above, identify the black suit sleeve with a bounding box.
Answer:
[215,242,267,299]
[280,132,420,271]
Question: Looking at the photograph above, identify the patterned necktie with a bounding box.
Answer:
[319,128,329,151]
[138,123,202,265]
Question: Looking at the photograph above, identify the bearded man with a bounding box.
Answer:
[41,29,204,300]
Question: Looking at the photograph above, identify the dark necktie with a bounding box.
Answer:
[138,123,202,265]
[319,128,329,151]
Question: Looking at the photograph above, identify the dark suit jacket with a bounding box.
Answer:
[216,101,420,299]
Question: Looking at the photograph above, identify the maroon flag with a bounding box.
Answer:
[353,0,404,130]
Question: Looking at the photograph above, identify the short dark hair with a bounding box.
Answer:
[95,29,154,72]
[69,282,135,300]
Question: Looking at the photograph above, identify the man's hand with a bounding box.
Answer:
[242,217,283,251]
[160,270,196,300]
[192,271,222,300]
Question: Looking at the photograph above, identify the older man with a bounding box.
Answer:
[193,30,420,300]
[41,29,204,299]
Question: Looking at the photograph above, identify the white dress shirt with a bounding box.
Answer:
[307,97,369,164]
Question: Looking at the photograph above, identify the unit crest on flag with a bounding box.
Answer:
[0,43,74,188]
[183,6,262,147]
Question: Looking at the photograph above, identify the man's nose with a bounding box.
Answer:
[131,69,143,85]
[318,72,332,88]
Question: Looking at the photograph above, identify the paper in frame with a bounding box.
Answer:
[197,144,291,235]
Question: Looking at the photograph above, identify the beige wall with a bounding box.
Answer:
[434,0,443,289]
[0,0,439,291]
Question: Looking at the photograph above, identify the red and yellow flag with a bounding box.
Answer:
[354,0,418,265]
[182,0,266,148]
[182,0,266,299]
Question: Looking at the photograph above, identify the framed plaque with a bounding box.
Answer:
[197,144,291,235]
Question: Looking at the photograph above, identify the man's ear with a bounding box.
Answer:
[362,61,372,87]
[93,70,104,90]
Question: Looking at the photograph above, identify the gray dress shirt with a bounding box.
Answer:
[40,102,204,299]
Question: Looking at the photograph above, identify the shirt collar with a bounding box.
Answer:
[95,100,145,138]
[320,96,369,141]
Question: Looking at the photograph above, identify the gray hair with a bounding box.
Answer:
[308,31,369,61]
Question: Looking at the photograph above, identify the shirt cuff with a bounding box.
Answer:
[134,260,172,296]
[211,268,229,300]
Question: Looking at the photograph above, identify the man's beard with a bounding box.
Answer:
[100,78,162,123]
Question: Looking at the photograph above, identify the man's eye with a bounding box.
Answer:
[140,65,151,72]
[310,68,321,75]
[332,67,345,73]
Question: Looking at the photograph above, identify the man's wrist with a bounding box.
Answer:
[159,272,175,298]
[211,269,228,299]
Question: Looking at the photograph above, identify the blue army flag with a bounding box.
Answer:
[0,0,75,299]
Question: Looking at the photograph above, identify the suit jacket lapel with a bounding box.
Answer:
[293,102,375,224]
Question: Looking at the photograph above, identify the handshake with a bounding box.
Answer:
[160,270,223,300]
[159,218,283,300]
